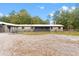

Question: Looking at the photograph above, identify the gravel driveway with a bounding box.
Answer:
[0,33,79,56]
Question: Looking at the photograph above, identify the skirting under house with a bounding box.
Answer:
[0,22,64,32]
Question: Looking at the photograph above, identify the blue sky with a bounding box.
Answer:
[0,3,77,20]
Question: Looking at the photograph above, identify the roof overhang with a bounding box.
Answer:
[0,22,64,27]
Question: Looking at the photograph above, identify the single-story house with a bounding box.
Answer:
[0,22,64,32]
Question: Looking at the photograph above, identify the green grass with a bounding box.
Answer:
[18,31,79,36]
[51,31,79,36]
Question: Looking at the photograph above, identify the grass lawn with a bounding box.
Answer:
[18,31,79,36]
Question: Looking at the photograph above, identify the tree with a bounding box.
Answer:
[32,16,42,24]
[8,10,18,24]
[17,9,32,24]
[9,10,16,16]
[0,9,49,24]
[7,9,32,24]
[53,7,79,31]
[0,16,10,23]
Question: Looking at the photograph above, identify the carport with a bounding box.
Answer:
[33,26,51,31]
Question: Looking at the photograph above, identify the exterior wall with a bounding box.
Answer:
[3,25,9,32]
[5,26,63,32]
[10,27,17,33]
[50,26,63,31]
[16,27,23,32]
[0,24,63,32]
[10,26,32,32]
[0,24,5,32]
[23,26,32,31]
[60,27,63,31]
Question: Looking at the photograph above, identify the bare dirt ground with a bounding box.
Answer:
[0,33,79,56]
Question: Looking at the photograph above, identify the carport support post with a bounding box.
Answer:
[32,26,35,31]
[4,25,9,32]
[60,27,63,31]
[50,26,51,32]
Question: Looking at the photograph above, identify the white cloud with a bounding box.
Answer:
[68,9,72,12]
[69,6,76,12]
[5,14,9,17]
[49,13,54,17]
[61,6,69,11]
[50,20,53,24]
[39,6,45,10]
[0,13,3,17]
[71,6,76,10]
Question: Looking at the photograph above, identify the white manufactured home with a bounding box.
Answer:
[0,22,64,32]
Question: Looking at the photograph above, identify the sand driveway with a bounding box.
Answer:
[0,33,79,56]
